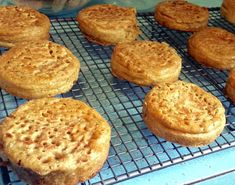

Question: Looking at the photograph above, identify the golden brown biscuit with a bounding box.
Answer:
[143,81,226,147]
[77,4,140,45]
[0,40,80,99]
[0,98,111,185]
[225,69,235,103]
[0,6,50,48]
[111,41,182,86]
[221,0,235,24]
[155,0,209,32]
[188,27,235,70]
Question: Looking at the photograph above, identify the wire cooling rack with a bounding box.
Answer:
[1,8,235,185]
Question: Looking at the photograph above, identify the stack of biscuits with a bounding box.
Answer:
[155,0,209,31]
[0,0,233,184]
[0,98,111,185]
[221,0,235,106]
[0,6,50,48]
[188,27,235,70]
[221,0,235,24]
[0,41,80,99]
[77,4,140,45]
[111,41,182,86]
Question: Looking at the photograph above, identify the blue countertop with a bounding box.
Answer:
[117,147,235,185]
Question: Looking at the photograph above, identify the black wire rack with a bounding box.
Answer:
[1,8,235,185]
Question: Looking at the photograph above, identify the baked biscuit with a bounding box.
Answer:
[0,41,80,99]
[111,41,182,86]
[221,0,235,24]
[0,98,111,185]
[143,81,226,147]
[225,69,235,103]
[155,0,209,32]
[0,6,50,48]
[188,27,235,70]
[77,4,140,45]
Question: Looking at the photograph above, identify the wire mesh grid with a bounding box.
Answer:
[0,8,235,185]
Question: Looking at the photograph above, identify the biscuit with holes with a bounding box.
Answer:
[143,81,226,147]
[225,69,235,103]
[0,6,50,48]
[155,0,209,32]
[188,27,235,70]
[77,4,140,45]
[0,40,80,99]
[0,98,111,185]
[221,0,235,24]
[111,41,182,86]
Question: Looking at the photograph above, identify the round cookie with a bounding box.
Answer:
[143,81,226,147]
[0,98,111,185]
[77,4,140,45]
[111,41,182,86]
[0,40,80,99]
[225,69,235,103]
[188,27,235,70]
[0,6,50,48]
[221,0,235,24]
[155,0,209,32]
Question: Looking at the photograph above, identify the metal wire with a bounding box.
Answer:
[0,8,235,185]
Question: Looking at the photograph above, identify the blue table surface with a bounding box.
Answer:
[117,147,235,185]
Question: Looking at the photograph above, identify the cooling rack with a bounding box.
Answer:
[0,8,235,185]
